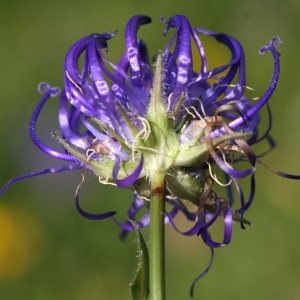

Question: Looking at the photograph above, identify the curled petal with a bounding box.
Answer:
[113,156,144,187]
[257,159,300,180]
[225,173,234,206]
[164,206,179,225]
[198,198,232,246]
[231,177,246,228]
[59,92,90,149]
[123,15,152,115]
[200,227,230,248]
[113,194,148,238]
[64,35,103,115]
[197,200,221,235]
[222,205,233,242]
[64,35,94,83]
[76,196,116,220]
[166,197,197,222]
[0,163,83,197]
[205,125,255,178]
[213,37,281,138]
[30,83,77,161]
[163,15,193,99]
[249,103,273,146]
[114,211,150,238]
[166,213,199,236]
[195,28,246,106]
[75,172,116,220]
[87,35,119,110]
[190,247,214,297]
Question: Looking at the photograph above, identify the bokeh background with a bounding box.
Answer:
[1,0,300,299]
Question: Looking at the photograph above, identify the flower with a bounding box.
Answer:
[2,14,298,295]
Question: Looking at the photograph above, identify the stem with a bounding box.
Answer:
[149,172,166,300]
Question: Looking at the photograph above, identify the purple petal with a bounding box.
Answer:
[124,15,152,114]
[114,211,150,238]
[210,149,255,178]
[195,28,246,107]
[30,83,78,162]
[166,197,197,222]
[211,37,281,138]
[113,156,144,188]
[58,92,90,149]
[257,159,300,180]
[249,103,273,145]
[166,212,199,236]
[113,194,148,238]
[0,163,83,197]
[200,229,228,248]
[239,174,255,212]
[198,196,232,247]
[197,199,221,235]
[162,15,194,107]
[75,178,116,220]
[190,247,214,297]
[231,177,246,229]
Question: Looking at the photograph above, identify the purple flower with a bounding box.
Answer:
[2,14,297,295]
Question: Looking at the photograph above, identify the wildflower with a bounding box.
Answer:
[1,14,299,296]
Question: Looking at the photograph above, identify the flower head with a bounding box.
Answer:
[2,14,298,295]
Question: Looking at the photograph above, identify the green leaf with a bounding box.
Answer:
[130,221,150,300]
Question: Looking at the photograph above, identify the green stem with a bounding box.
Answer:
[149,173,166,300]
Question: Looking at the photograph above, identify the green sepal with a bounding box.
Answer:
[178,120,205,148]
[52,132,145,181]
[130,220,150,300]
[133,178,151,200]
[175,132,251,167]
[116,102,140,138]
[92,117,132,154]
[166,168,204,205]
[170,92,186,130]
[166,168,251,225]
[144,51,179,175]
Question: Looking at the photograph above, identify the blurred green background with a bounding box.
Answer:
[1,0,300,299]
